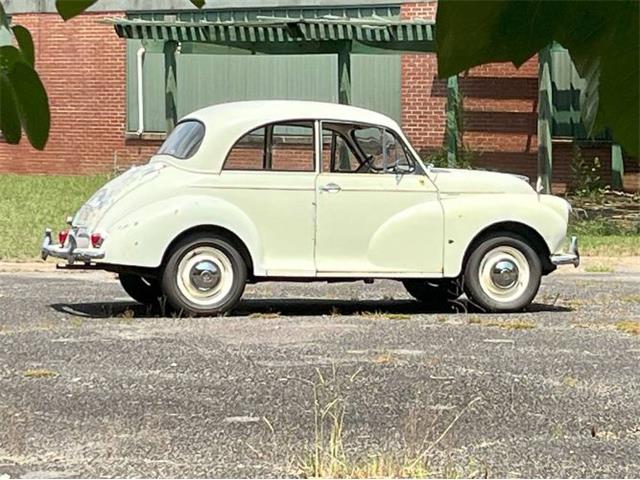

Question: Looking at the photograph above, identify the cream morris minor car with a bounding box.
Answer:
[42,100,579,315]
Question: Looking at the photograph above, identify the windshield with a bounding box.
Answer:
[157,121,205,159]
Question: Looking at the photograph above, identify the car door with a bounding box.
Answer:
[215,121,317,275]
[314,122,443,275]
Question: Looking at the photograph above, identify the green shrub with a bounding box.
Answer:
[569,145,606,198]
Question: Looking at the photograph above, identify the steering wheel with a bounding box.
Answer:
[355,155,375,173]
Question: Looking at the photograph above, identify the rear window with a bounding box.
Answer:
[157,121,205,159]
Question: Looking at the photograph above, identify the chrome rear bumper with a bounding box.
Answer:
[550,236,580,267]
[41,228,105,264]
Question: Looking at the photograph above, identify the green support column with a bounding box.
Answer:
[611,143,624,191]
[446,75,459,167]
[537,46,553,193]
[337,42,352,105]
[164,40,179,133]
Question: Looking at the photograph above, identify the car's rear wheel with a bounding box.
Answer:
[119,273,161,305]
[403,279,462,309]
[464,234,542,312]
[161,234,247,316]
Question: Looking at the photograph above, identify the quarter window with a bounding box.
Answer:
[157,121,205,159]
[224,121,315,172]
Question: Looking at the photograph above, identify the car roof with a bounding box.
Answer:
[164,100,412,173]
[183,100,400,131]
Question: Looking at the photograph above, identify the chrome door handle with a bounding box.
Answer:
[320,183,341,193]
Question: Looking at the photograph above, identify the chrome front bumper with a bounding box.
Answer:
[550,236,580,267]
[41,228,105,264]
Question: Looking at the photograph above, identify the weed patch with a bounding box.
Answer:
[585,264,613,273]
[615,321,640,335]
[467,317,535,330]
[23,368,58,378]
[297,366,482,478]
[358,311,410,321]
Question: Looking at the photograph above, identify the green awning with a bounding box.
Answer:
[105,16,436,54]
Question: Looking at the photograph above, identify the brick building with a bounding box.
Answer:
[1,0,637,192]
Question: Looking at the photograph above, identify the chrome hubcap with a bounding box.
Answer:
[189,261,221,292]
[478,246,530,303]
[490,260,519,289]
[176,246,234,307]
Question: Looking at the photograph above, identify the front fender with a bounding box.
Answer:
[442,194,569,277]
[96,195,264,273]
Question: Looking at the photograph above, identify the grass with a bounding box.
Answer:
[0,174,110,260]
[615,321,640,336]
[574,235,639,257]
[298,366,483,479]
[623,295,640,303]
[467,316,536,330]
[568,217,639,256]
[23,368,59,378]
[584,264,613,273]
[358,310,411,321]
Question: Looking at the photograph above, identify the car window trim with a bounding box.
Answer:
[319,120,422,175]
[222,119,317,173]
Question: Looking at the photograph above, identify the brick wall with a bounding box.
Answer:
[0,12,157,175]
[400,1,540,179]
[0,4,637,193]
[400,1,445,152]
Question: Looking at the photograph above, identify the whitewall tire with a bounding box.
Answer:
[464,234,542,312]
[161,234,247,316]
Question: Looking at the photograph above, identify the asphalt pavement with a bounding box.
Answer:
[0,270,639,478]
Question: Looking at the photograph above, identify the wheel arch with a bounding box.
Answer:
[461,221,555,276]
[161,225,255,278]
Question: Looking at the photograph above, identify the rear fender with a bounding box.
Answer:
[98,195,264,273]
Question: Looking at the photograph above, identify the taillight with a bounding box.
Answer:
[90,232,104,248]
[58,230,69,245]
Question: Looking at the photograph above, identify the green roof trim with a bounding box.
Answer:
[104,16,436,54]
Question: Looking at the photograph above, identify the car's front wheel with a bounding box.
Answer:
[161,234,247,316]
[464,234,542,312]
[119,273,162,305]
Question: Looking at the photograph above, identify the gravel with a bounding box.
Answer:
[0,270,639,478]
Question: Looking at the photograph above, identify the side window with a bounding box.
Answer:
[321,122,417,174]
[352,127,414,173]
[321,128,360,173]
[225,127,265,170]
[224,122,315,172]
[271,123,315,172]
[382,130,412,172]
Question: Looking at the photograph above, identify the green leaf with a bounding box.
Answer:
[190,0,206,7]
[0,2,8,30]
[435,0,639,156]
[12,25,35,66]
[0,75,21,144]
[0,45,21,74]
[7,61,50,150]
[55,0,98,21]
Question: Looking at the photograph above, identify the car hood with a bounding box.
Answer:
[73,163,166,229]
[428,168,535,194]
